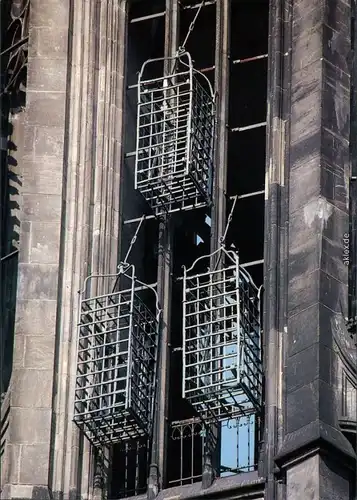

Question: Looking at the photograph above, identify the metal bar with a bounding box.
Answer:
[232,53,268,65]
[1,249,19,261]
[182,0,216,9]
[168,473,202,485]
[230,121,267,133]
[240,259,264,268]
[130,11,165,23]
[220,195,237,246]
[124,203,207,224]
[180,0,206,50]
[229,190,265,200]
[0,36,29,57]
[199,65,215,73]
[122,215,145,264]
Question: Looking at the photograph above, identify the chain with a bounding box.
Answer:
[112,215,145,292]
[219,195,238,247]
[123,214,145,265]
[178,0,206,53]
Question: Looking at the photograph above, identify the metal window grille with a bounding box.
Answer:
[111,437,149,497]
[182,247,263,421]
[169,414,259,485]
[169,417,217,486]
[220,415,260,475]
[135,52,215,216]
[74,264,160,446]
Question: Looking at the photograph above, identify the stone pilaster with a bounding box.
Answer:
[49,1,126,499]
[275,0,356,495]
[3,0,70,498]
[3,0,126,498]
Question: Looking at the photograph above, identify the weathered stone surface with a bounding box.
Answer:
[2,0,70,495]
[279,3,355,498]
[12,335,25,369]
[319,269,347,313]
[19,444,50,484]
[286,343,329,393]
[30,27,68,59]
[325,0,351,37]
[322,80,350,140]
[19,221,31,262]
[292,25,323,74]
[9,408,52,444]
[1,443,21,485]
[22,160,63,195]
[26,92,66,127]
[11,369,53,408]
[29,222,61,264]
[24,336,55,370]
[22,124,36,159]
[4,484,33,499]
[288,268,320,318]
[15,299,57,336]
[286,454,320,499]
[286,454,351,500]
[22,194,62,222]
[289,205,322,278]
[29,0,69,28]
[34,127,65,158]
[321,160,349,213]
[290,89,321,145]
[289,157,321,213]
[17,263,59,300]
[320,456,351,499]
[27,58,68,93]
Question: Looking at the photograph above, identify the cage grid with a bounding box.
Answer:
[182,247,263,422]
[135,52,215,216]
[73,264,160,446]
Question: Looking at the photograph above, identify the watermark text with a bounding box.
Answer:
[343,232,350,266]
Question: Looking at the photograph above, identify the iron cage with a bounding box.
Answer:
[182,247,263,421]
[74,264,160,446]
[135,52,215,216]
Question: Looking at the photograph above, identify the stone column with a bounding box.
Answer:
[2,0,70,498]
[275,0,356,495]
[48,1,126,499]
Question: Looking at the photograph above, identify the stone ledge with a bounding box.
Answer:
[275,419,356,469]
[0,484,51,500]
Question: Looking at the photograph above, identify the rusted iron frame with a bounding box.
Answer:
[181,0,216,10]
[232,53,268,64]
[0,35,28,57]
[1,0,30,95]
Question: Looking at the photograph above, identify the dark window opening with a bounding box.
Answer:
[110,0,268,495]
[227,128,266,197]
[179,1,216,85]
[226,0,268,292]
[167,211,211,487]
[109,1,165,497]
[166,0,268,488]
[166,0,216,487]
